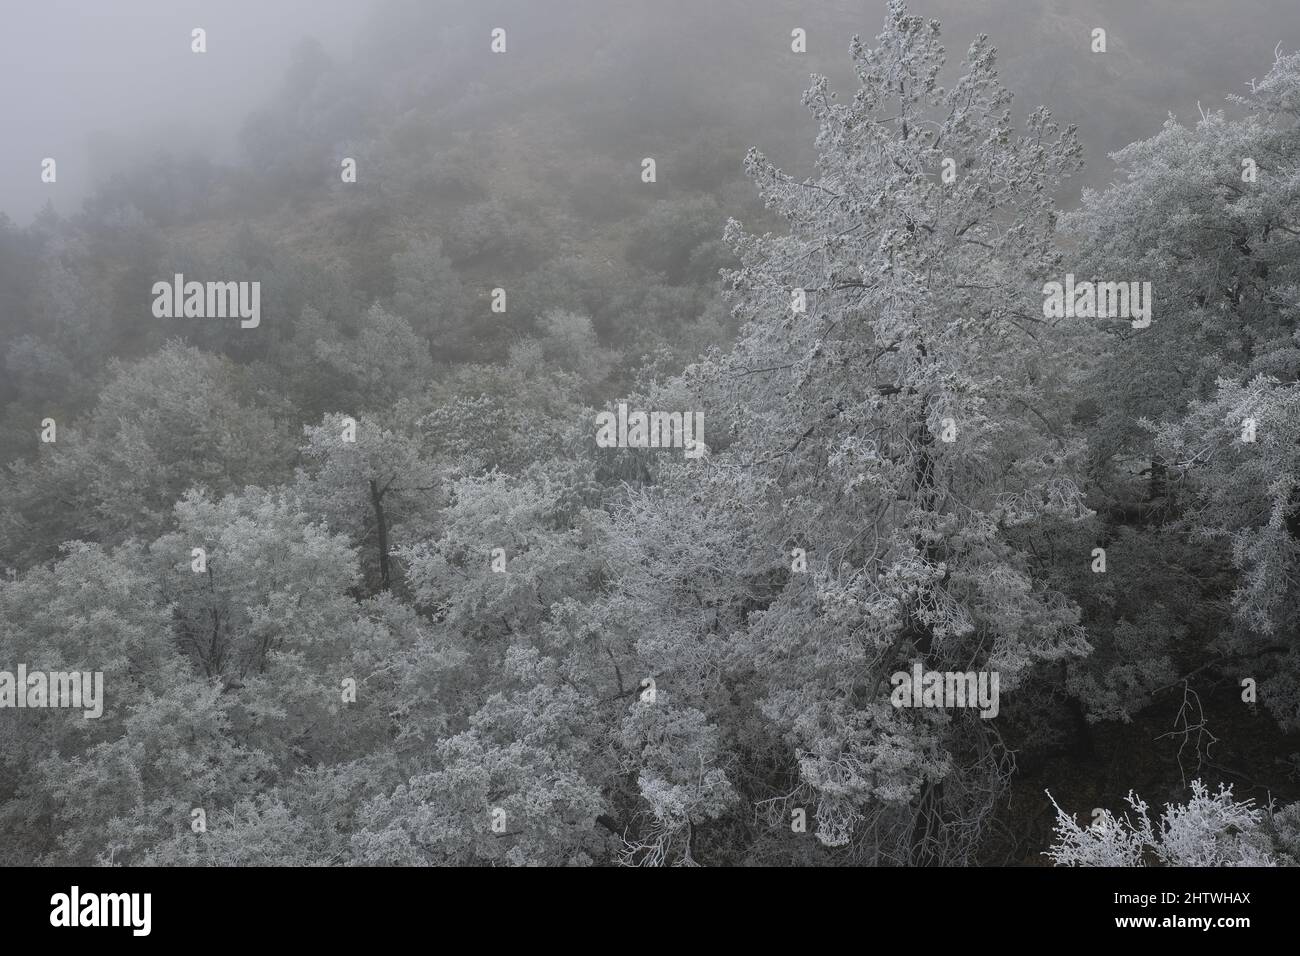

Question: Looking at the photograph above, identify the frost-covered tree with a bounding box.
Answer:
[294,412,443,591]
[408,312,610,475]
[1154,378,1300,729]
[309,304,435,412]
[353,455,629,865]
[624,0,1092,861]
[0,542,176,864]
[1064,48,1300,506]
[1066,48,1300,731]
[0,341,292,566]
[1047,780,1300,867]
[149,488,359,687]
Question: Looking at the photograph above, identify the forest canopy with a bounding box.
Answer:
[3,0,1300,867]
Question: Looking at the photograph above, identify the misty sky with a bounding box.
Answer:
[0,0,376,222]
[1,0,1297,223]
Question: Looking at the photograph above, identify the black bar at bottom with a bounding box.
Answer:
[4,865,1280,942]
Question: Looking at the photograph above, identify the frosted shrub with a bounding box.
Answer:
[1046,780,1285,866]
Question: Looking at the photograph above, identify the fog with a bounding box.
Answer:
[0,0,376,222]
[2,0,1297,224]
